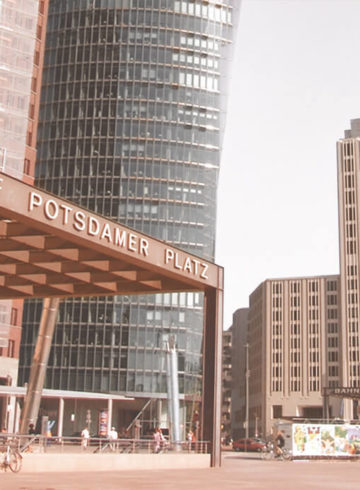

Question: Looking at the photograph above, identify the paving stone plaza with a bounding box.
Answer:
[1,452,359,490]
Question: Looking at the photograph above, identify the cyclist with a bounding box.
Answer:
[275,430,285,457]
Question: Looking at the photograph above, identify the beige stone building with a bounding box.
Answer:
[338,119,360,419]
[244,276,342,437]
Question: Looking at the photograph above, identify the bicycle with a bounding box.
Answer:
[0,442,22,472]
[261,442,291,461]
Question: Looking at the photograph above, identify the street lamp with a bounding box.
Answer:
[245,343,249,440]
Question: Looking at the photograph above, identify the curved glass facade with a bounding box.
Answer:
[19,0,237,402]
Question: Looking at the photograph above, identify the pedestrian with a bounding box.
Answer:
[81,426,90,450]
[159,428,168,452]
[108,426,118,451]
[187,430,194,451]
[25,423,37,453]
[153,428,161,453]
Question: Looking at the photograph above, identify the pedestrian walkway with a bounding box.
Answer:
[1,451,360,489]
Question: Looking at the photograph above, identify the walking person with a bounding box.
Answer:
[81,426,90,450]
[275,430,285,457]
[25,423,37,453]
[159,428,167,452]
[153,428,161,454]
[187,430,194,451]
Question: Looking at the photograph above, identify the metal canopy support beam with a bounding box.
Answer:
[202,284,223,468]
[19,297,60,434]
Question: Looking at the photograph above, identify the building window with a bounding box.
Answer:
[328,351,338,362]
[328,366,338,377]
[24,159,31,175]
[272,283,282,295]
[8,340,15,358]
[327,281,338,291]
[273,405,282,418]
[10,308,18,326]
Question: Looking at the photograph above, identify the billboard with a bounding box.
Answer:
[292,423,360,457]
[98,410,108,437]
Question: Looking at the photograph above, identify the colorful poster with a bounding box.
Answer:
[98,410,108,437]
[292,424,360,457]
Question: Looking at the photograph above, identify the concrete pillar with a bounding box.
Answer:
[202,281,224,468]
[58,398,64,437]
[165,338,180,445]
[20,297,60,434]
[107,398,113,435]
[14,399,20,433]
[343,398,353,421]
[7,395,16,432]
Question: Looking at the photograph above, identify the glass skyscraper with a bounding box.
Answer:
[19,0,238,425]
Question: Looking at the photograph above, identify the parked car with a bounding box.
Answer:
[233,437,266,452]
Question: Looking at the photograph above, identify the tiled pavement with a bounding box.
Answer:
[1,451,360,489]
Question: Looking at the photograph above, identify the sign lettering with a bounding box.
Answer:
[28,191,209,281]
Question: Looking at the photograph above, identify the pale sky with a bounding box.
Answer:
[216,0,360,329]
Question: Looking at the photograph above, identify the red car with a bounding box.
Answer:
[233,438,266,452]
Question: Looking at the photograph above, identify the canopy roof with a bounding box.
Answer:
[0,172,223,299]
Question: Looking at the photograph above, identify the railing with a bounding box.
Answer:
[0,434,210,455]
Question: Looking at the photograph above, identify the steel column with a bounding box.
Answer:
[20,297,60,434]
[107,398,113,435]
[58,397,64,438]
[202,284,224,467]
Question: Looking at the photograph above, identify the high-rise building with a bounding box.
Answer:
[0,0,48,431]
[236,275,342,438]
[19,0,238,435]
[337,118,360,418]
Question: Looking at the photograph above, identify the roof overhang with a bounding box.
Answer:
[0,385,134,401]
[0,172,223,300]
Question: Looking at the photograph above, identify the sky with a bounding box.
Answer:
[216,0,360,329]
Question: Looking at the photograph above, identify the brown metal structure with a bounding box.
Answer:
[0,172,224,466]
[19,297,60,434]
[0,172,220,298]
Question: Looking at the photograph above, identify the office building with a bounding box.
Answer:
[0,0,48,431]
[237,276,342,438]
[338,119,360,418]
[18,1,238,435]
